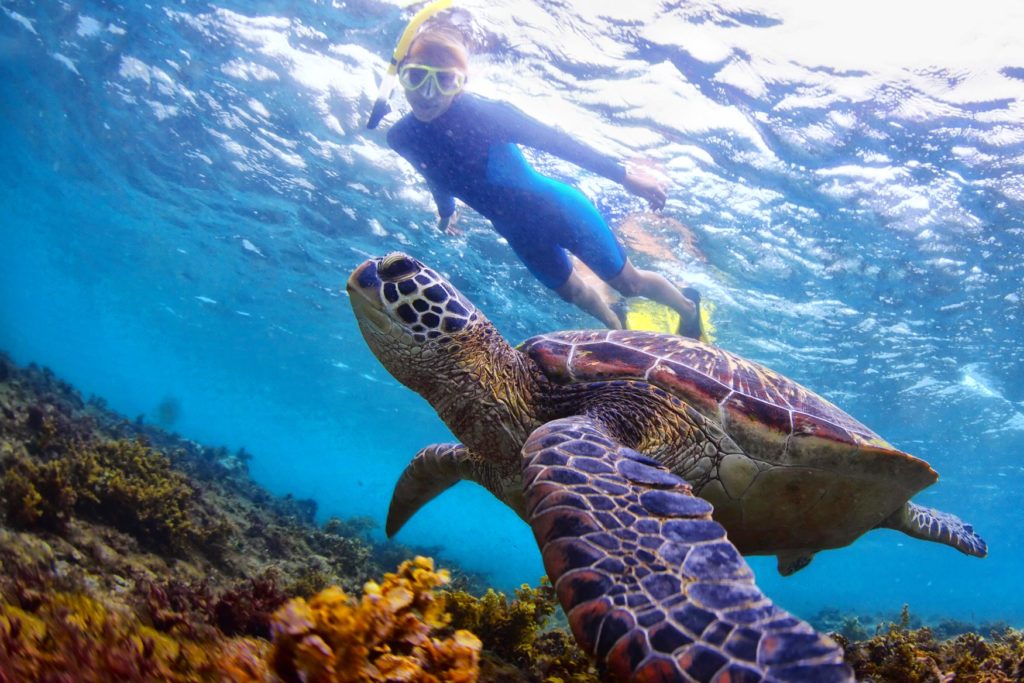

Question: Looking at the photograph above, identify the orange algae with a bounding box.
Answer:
[268,556,482,682]
[0,559,483,683]
[0,591,270,682]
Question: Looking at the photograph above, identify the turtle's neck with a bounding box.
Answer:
[422,319,546,464]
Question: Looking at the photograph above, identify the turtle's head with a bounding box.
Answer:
[347,252,485,390]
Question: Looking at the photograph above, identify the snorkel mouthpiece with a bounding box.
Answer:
[366,85,393,129]
[365,0,454,129]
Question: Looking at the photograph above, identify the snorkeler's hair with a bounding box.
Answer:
[404,17,471,68]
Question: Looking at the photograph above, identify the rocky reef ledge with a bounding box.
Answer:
[0,352,1020,681]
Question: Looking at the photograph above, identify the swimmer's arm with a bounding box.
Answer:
[485,99,666,209]
[437,208,460,236]
[489,100,625,180]
[430,182,460,235]
[388,120,459,231]
[428,180,456,220]
[621,167,666,210]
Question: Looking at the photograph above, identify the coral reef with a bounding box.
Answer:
[1,351,1022,682]
[838,605,1024,682]
[443,580,598,682]
[445,583,556,663]
[213,574,292,639]
[0,352,477,679]
[2,438,223,552]
[0,351,445,598]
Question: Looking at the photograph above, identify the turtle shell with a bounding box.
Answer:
[520,330,937,553]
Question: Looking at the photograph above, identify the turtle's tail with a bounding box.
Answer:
[877,501,988,558]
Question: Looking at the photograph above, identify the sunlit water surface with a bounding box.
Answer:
[2,0,1023,625]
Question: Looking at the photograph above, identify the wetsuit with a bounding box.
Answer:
[387,93,628,289]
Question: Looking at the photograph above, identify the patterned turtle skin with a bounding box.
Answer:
[347,252,987,683]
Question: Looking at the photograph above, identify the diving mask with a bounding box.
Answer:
[398,64,466,96]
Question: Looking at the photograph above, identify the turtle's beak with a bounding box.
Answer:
[347,259,391,331]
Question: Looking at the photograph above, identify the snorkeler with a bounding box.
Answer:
[373,13,702,337]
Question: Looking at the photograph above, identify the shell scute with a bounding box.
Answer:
[792,411,891,450]
[569,341,658,380]
[523,330,890,453]
[647,360,729,413]
[521,336,573,381]
[722,393,791,437]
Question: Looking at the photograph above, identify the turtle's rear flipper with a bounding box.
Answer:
[877,501,988,557]
[522,415,853,682]
[777,551,815,576]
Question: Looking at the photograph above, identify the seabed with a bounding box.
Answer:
[0,352,1020,682]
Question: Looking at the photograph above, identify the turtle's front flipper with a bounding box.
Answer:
[878,501,988,558]
[386,443,523,537]
[523,416,853,683]
[386,443,475,537]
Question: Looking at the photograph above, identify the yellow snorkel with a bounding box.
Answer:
[366,0,454,129]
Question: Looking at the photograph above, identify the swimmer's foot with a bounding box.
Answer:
[610,299,630,329]
[677,287,703,340]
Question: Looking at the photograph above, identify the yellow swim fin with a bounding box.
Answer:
[624,297,716,344]
[698,299,716,344]
[625,299,678,335]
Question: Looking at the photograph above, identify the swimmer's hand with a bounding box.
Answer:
[623,167,667,211]
[438,209,461,236]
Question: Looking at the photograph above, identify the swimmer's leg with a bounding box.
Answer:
[555,268,622,329]
[536,181,700,337]
[608,260,701,338]
[497,218,623,330]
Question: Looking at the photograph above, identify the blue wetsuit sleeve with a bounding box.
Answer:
[427,180,456,218]
[478,98,628,183]
[387,119,456,218]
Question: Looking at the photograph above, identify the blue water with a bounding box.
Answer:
[2,0,1022,627]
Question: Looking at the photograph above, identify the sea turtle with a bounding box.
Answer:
[347,252,987,682]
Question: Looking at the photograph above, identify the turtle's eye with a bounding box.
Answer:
[378,253,419,281]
